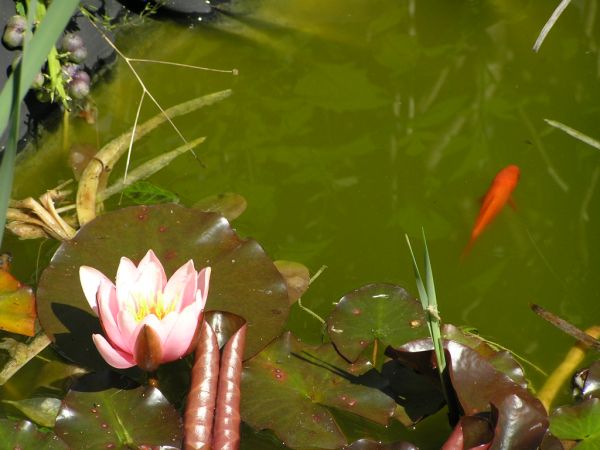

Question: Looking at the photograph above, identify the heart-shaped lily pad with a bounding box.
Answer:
[241,332,397,449]
[36,204,289,369]
[55,383,181,448]
[327,283,428,362]
[0,419,68,449]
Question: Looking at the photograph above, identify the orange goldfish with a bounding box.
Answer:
[462,165,520,258]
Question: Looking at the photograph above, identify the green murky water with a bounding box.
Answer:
[5,0,600,447]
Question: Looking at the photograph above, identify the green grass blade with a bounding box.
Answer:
[0,0,80,135]
[405,234,428,309]
[0,0,79,248]
[405,232,446,373]
[544,118,600,151]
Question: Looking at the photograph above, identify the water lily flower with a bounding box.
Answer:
[79,249,210,371]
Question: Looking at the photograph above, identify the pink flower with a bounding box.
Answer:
[79,249,210,371]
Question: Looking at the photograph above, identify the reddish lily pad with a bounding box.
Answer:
[0,269,36,337]
[273,260,310,304]
[0,419,68,449]
[36,204,289,369]
[327,283,428,362]
[388,335,548,449]
[345,439,419,450]
[55,383,182,448]
[241,332,397,449]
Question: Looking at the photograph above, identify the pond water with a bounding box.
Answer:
[4,0,600,447]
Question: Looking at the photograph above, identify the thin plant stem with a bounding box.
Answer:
[127,58,238,75]
[545,118,600,151]
[124,90,146,183]
[86,18,190,150]
[533,0,572,52]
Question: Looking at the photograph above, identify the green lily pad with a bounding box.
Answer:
[36,204,289,369]
[241,332,397,449]
[55,383,182,448]
[192,192,247,221]
[3,397,61,428]
[0,269,36,337]
[327,283,428,362]
[550,397,600,447]
[0,419,68,449]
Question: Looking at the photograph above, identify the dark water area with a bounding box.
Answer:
[5,0,600,447]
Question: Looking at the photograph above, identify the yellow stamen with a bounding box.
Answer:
[128,291,178,322]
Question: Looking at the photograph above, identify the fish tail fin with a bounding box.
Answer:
[461,237,476,261]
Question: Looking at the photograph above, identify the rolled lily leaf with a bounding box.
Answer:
[184,321,220,450]
[0,269,36,337]
[36,205,289,369]
[213,322,247,449]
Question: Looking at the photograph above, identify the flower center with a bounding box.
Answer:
[129,291,176,322]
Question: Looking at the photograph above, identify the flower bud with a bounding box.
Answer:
[31,72,45,90]
[68,77,90,99]
[7,15,26,32]
[3,25,24,49]
[61,33,87,63]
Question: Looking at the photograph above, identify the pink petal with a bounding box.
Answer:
[161,302,203,362]
[116,310,139,353]
[92,334,135,369]
[79,266,112,315]
[164,260,197,311]
[115,256,138,307]
[97,281,128,352]
[196,267,211,306]
[135,250,167,301]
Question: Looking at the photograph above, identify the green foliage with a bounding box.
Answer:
[121,180,180,205]
[0,0,80,248]
[550,398,600,449]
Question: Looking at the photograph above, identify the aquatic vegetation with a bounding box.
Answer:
[0,264,35,336]
[79,249,210,371]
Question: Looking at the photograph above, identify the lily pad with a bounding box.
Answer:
[274,260,310,304]
[0,419,68,449]
[550,397,600,447]
[193,192,247,221]
[3,397,61,428]
[36,204,289,369]
[345,439,419,450]
[55,383,182,448]
[241,332,397,449]
[0,269,36,337]
[327,283,428,362]
[388,336,548,449]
